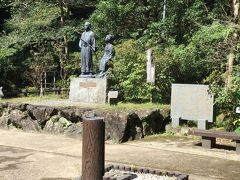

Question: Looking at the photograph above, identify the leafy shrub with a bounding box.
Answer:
[109,39,153,102]
[213,76,240,131]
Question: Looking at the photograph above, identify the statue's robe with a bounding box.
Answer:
[79,31,96,74]
[99,43,115,72]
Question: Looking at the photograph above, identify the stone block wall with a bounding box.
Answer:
[0,103,170,143]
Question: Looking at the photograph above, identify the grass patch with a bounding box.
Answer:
[141,132,195,142]
[142,133,175,142]
[0,94,67,103]
[0,95,170,112]
[99,102,170,112]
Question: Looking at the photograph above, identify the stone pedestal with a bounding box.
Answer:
[69,78,107,104]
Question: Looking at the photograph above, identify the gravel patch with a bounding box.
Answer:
[105,169,176,180]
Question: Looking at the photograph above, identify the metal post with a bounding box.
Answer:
[82,117,105,180]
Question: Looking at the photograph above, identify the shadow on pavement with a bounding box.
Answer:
[195,142,236,151]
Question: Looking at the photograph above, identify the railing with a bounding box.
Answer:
[2,88,69,98]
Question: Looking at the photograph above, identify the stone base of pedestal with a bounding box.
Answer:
[69,78,107,104]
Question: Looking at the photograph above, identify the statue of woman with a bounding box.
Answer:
[79,22,96,76]
[98,35,115,77]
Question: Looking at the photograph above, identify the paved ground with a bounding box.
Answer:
[0,129,240,180]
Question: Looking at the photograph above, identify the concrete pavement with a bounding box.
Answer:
[0,129,240,180]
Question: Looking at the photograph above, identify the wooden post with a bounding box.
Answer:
[82,117,105,180]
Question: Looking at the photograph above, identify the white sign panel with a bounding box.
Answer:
[171,84,214,122]
[236,107,240,114]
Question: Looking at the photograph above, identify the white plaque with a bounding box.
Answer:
[171,84,214,122]
[236,107,240,114]
[146,49,155,83]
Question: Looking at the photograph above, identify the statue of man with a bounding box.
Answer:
[79,22,96,76]
[98,35,115,77]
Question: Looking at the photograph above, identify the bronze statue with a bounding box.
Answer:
[79,22,96,76]
[98,35,115,77]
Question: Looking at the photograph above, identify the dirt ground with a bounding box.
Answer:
[0,129,240,180]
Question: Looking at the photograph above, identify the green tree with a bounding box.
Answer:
[0,0,98,90]
[109,40,153,102]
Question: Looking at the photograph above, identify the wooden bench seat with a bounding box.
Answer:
[189,129,240,152]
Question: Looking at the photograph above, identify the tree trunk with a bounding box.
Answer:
[59,0,65,25]
[59,0,69,82]
[225,1,239,88]
[226,53,235,88]
[233,0,239,22]
[40,72,44,97]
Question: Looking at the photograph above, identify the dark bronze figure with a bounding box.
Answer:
[79,22,96,76]
[98,35,115,77]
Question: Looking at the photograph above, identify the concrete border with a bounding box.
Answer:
[103,164,189,180]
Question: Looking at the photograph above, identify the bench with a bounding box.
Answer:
[189,129,240,152]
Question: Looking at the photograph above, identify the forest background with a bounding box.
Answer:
[0,0,239,131]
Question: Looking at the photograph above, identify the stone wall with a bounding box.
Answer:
[0,103,170,143]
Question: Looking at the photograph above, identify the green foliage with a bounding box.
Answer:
[90,0,163,39]
[7,3,59,31]
[0,0,239,131]
[109,40,152,102]
[235,126,240,134]
[90,1,135,37]
[0,0,8,7]
[213,76,240,131]
[0,0,87,90]
[0,47,17,59]
[0,48,17,88]
[159,23,234,84]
